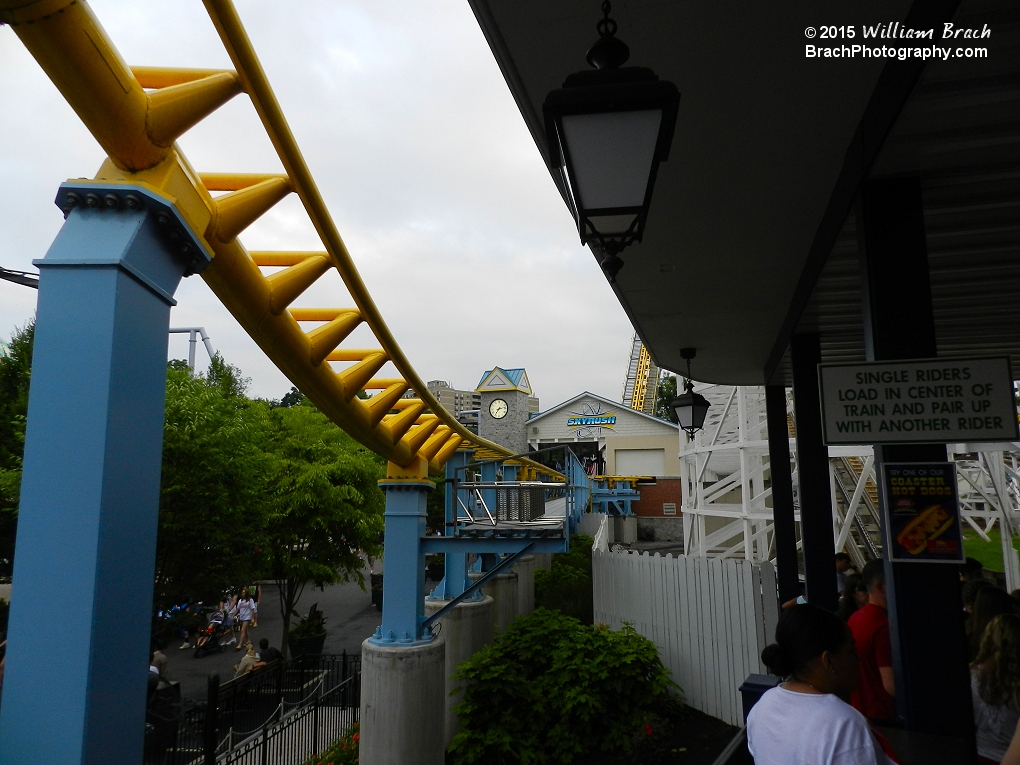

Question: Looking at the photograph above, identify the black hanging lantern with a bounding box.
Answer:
[543,1,680,282]
[671,348,710,438]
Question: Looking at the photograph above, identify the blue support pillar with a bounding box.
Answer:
[0,183,210,765]
[479,461,500,572]
[371,464,434,645]
[429,451,473,600]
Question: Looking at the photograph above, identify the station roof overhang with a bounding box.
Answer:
[470,0,1020,386]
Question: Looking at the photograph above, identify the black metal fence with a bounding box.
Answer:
[218,679,359,765]
[144,653,360,765]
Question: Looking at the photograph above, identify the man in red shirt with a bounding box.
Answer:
[847,558,896,722]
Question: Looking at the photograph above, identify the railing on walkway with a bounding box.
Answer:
[218,677,359,765]
[592,549,778,726]
[144,653,360,765]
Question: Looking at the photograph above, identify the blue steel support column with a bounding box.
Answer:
[0,183,210,765]
[479,460,500,571]
[371,463,434,644]
[429,451,473,600]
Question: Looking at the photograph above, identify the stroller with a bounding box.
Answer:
[193,610,235,658]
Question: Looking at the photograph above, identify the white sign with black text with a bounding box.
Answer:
[818,357,1018,445]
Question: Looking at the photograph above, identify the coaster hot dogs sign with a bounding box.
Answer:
[882,463,963,563]
[818,357,1017,445]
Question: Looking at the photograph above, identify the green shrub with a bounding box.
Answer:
[534,534,594,623]
[449,608,679,765]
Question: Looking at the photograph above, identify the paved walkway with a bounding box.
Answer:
[159,572,381,701]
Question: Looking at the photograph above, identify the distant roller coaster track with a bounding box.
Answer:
[0,0,557,479]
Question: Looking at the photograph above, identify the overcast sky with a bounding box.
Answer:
[0,0,639,410]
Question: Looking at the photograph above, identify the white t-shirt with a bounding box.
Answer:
[233,598,256,622]
[747,686,891,765]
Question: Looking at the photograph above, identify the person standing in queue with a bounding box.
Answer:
[748,604,892,764]
[847,559,896,724]
[972,613,1020,765]
[836,553,854,597]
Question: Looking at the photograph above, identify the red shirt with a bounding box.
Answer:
[848,603,896,720]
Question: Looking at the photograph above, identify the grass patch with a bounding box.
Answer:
[962,525,1020,572]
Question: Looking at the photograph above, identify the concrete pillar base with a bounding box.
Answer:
[360,635,446,765]
[424,595,494,747]
[615,515,637,545]
[470,570,519,635]
[512,554,536,615]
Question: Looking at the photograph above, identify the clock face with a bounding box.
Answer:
[489,398,509,419]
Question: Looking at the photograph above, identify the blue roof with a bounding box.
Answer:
[476,367,526,389]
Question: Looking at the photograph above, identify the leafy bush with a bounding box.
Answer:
[449,608,678,765]
[534,534,594,623]
[303,723,358,765]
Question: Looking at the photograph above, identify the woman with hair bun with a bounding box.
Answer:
[748,604,892,765]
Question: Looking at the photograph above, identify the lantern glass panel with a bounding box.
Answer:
[559,109,662,210]
[676,403,696,430]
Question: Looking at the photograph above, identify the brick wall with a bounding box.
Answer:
[631,477,682,517]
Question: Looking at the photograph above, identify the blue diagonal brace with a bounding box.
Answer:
[422,542,534,632]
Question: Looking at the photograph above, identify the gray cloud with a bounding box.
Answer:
[0,1,637,411]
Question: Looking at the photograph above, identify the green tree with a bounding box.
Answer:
[654,373,679,423]
[155,359,267,607]
[257,404,385,656]
[278,385,307,408]
[0,468,19,579]
[0,321,33,577]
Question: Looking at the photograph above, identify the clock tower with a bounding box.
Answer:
[476,366,532,454]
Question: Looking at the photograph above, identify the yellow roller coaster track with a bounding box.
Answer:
[0,0,556,479]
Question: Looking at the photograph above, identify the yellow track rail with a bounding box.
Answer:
[0,0,555,478]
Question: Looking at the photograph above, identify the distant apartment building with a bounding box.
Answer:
[427,380,481,427]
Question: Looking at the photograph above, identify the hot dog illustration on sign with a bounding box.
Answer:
[882,462,964,563]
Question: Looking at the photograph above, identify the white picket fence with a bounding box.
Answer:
[592,549,779,726]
